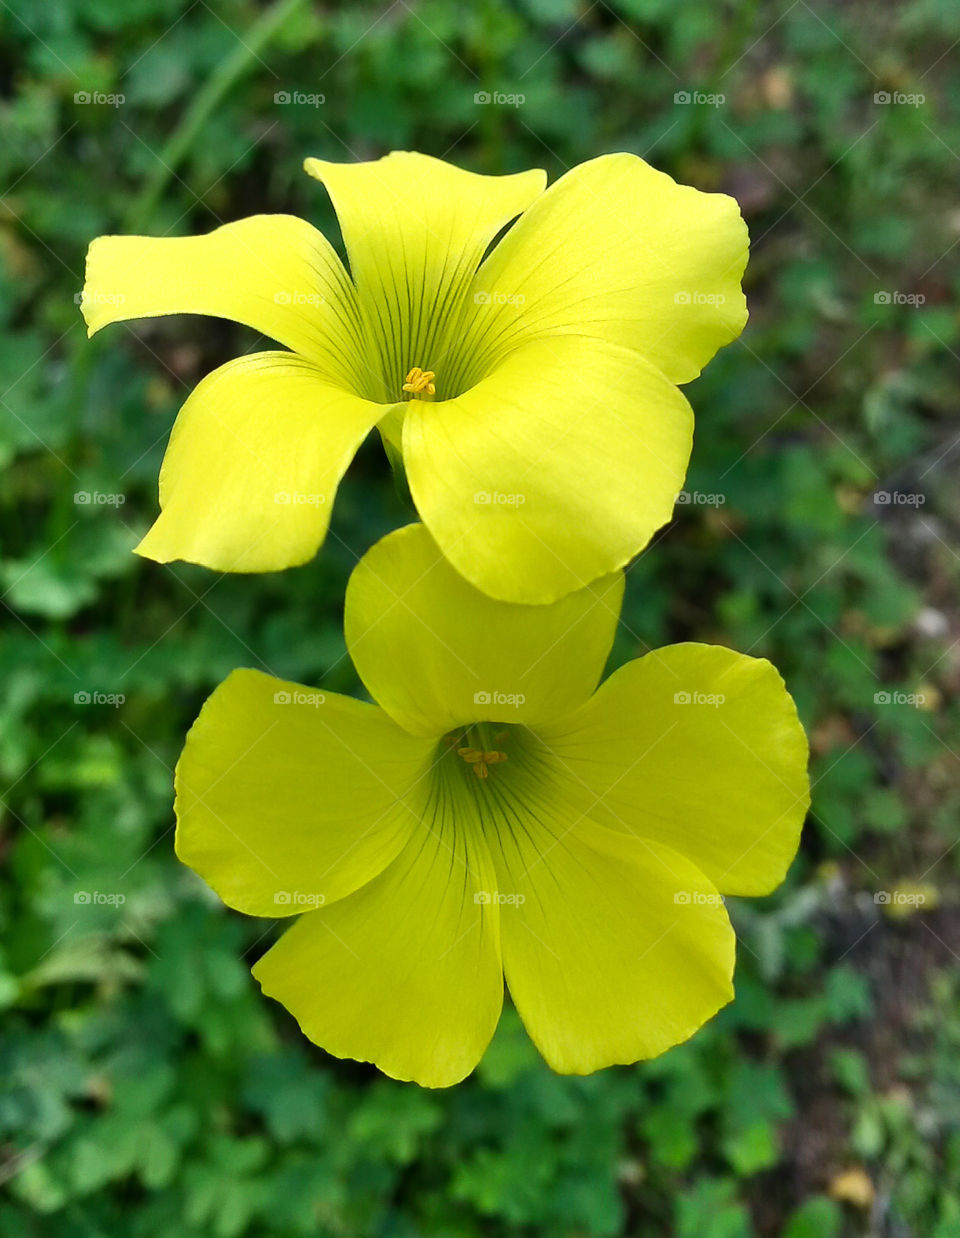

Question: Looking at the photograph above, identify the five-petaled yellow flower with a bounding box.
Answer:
[175,523,808,1087]
[82,151,748,603]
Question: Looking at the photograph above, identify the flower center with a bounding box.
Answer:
[456,744,508,781]
[429,724,561,839]
[443,723,512,783]
[402,366,436,398]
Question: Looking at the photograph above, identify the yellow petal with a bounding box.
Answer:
[304,152,545,400]
[403,334,692,603]
[175,669,433,916]
[252,796,503,1087]
[542,643,809,896]
[486,809,735,1073]
[458,152,748,387]
[344,523,623,737]
[82,215,363,378]
[135,352,382,572]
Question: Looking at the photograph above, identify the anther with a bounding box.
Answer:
[402,366,436,396]
[457,745,507,779]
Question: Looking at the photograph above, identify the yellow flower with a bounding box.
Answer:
[82,152,748,603]
[175,524,808,1087]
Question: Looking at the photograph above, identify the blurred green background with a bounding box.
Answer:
[2,0,959,1234]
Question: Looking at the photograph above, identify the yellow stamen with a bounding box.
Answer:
[457,745,507,780]
[402,366,436,396]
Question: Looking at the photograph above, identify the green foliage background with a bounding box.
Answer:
[2,0,960,1233]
